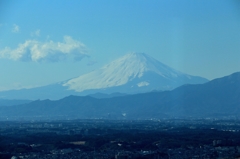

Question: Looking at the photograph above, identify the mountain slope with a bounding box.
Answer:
[0,72,239,120]
[0,53,208,100]
[167,71,240,117]
[63,53,208,94]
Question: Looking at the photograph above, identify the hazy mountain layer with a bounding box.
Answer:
[0,72,239,120]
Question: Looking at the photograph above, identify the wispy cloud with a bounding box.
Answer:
[87,60,97,66]
[0,83,41,91]
[0,36,88,62]
[31,29,40,37]
[12,24,20,33]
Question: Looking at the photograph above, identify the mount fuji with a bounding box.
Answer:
[64,53,208,93]
[0,53,208,100]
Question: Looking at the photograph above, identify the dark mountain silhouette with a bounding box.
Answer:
[0,72,239,120]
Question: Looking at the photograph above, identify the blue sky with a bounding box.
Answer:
[0,0,240,91]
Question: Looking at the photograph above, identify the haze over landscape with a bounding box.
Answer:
[1,1,240,158]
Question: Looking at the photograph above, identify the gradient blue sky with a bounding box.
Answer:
[0,0,240,91]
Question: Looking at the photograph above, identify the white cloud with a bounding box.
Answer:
[0,36,88,62]
[12,24,20,33]
[31,29,40,37]
[0,83,41,91]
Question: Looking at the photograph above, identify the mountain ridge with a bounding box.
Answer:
[0,71,239,120]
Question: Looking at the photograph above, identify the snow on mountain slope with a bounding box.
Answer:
[63,53,208,93]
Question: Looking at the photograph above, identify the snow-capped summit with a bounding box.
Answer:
[63,53,208,93]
